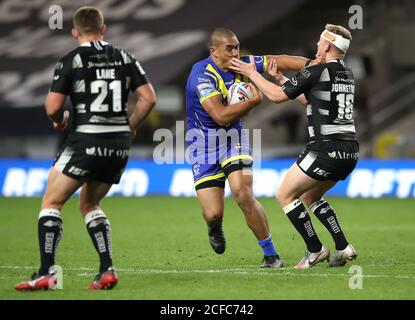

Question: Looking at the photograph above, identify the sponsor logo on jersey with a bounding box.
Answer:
[197,77,212,83]
[86,147,96,155]
[85,147,130,158]
[53,75,59,80]
[197,83,214,90]
[290,76,298,86]
[328,151,359,160]
[197,83,216,98]
[254,56,263,64]
[334,76,354,84]
[87,61,122,68]
[55,62,63,70]
[301,68,311,79]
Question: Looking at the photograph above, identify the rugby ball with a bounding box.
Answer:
[227,82,254,105]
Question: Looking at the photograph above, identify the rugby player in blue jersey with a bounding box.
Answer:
[185,28,309,267]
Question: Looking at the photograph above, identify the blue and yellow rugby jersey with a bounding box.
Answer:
[185,55,267,132]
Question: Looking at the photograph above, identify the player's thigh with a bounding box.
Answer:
[227,168,253,197]
[276,163,322,206]
[222,154,254,195]
[196,187,225,219]
[80,180,113,209]
[42,167,83,209]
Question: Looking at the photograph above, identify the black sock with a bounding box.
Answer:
[283,199,322,253]
[310,199,348,250]
[207,219,223,233]
[38,209,63,275]
[85,210,113,273]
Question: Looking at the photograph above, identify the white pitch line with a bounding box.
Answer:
[1,265,415,280]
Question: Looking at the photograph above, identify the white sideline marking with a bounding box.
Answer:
[1,265,415,280]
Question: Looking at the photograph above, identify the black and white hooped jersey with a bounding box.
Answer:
[282,59,356,141]
[50,40,148,134]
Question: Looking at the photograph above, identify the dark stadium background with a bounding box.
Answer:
[1,0,414,159]
[0,0,415,303]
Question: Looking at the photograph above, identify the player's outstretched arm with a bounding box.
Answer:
[266,53,327,72]
[45,92,69,131]
[230,56,289,104]
[129,83,157,132]
[201,83,262,127]
[266,54,309,72]
[268,58,307,106]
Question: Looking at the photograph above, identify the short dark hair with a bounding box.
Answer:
[73,6,104,36]
[209,27,236,48]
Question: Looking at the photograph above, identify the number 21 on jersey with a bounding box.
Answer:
[90,80,122,112]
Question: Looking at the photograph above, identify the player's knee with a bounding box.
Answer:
[42,195,64,211]
[300,194,313,207]
[275,188,288,206]
[203,209,223,221]
[79,201,99,216]
[234,187,254,209]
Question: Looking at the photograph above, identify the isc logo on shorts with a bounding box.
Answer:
[313,167,330,177]
[68,166,89,176]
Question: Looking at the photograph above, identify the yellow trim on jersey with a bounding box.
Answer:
[194,172,226,187]
[204,72,218,87]
[206,64,228,98]
[200,91,221,103]
[235,73,249,83]
[220,154,253,168]
[263,55,268,73]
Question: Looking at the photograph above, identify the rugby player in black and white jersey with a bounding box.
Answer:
[230,24,358,269]
[15,6,156,291]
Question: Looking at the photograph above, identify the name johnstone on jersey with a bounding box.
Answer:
[331,83,355,93]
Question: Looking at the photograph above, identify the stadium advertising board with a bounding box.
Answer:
[0,159,414,198]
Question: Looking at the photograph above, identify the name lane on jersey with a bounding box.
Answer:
[96,69,115,79]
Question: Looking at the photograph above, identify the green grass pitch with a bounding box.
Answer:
[0,197,414,300]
